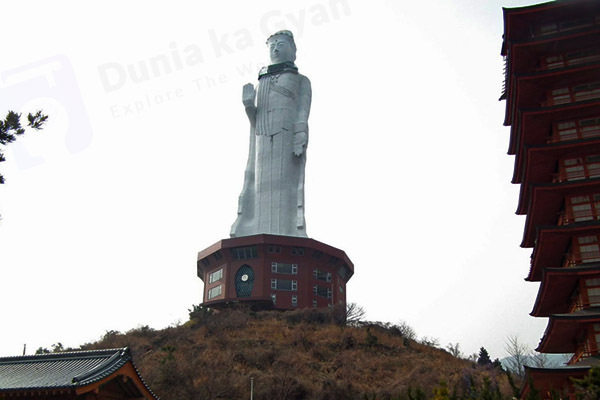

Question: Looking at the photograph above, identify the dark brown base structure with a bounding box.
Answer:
[197,234,353,311]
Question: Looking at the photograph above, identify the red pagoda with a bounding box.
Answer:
[501,0,600,397]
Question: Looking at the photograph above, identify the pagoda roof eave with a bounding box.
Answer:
[532,266,600,317]
[508,99,600,156]
[537,308,600,353]
[514,138,600,210]
[502,0,600,55]
[529,221,600,281]
[521,179,600,248]
[0,348,159,399]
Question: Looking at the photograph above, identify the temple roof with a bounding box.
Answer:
[537,308,600,352]
[0,347,158,398]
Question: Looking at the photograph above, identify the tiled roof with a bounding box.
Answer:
[0,347,157,398]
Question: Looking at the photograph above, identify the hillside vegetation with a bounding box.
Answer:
[79,307,514,400]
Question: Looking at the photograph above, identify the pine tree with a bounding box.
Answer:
[572,366,600,400]
[0,110,47,184]
[477,347,492,366]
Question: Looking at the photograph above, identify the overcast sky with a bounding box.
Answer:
[0,0,546,360]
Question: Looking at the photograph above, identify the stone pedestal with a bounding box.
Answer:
[197,234,353,311]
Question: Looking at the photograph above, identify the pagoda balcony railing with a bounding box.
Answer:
[558,209,600,225]
[569,344,592,365]
[570,295,600,312]
[552,166,600,182]
[540,52,600,71]
[564,251,600,268]
[547,126,600,143]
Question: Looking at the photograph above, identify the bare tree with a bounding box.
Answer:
[446,342,463,358]
[396,320,417,341]
[530,351,549,368]
[345,302,366,326]
[504,334,530,380]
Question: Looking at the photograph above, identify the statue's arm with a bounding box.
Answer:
[242,83,257,127]
[293,76,312,157]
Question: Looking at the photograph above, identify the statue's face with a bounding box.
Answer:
[268,36,295,64]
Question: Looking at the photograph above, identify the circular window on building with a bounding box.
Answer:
[235,265,254,297]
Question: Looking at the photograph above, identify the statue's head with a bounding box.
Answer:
[266,30,296,64]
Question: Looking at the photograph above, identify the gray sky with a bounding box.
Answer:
[0,0,544,360]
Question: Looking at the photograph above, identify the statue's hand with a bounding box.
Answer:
[293,131,308,156]
[242,83,256,107]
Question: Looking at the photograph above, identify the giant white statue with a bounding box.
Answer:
[231,30,311,238]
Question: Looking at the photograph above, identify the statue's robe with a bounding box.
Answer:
[231,64,312,238]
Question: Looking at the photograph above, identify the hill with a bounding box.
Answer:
[79,307,514,400]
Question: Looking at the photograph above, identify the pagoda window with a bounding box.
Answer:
[583,278,600,308]
[594,324,600,351]
[560,194,600,224]
[545,82,600,106]
[208,268,223,284]
[533,16,597,37]
[549,116,600,143]
[207,284,223,300]
[565,235,600,267]
[271,262,298,274]
[555,156,600,182]
[540,47,600,70]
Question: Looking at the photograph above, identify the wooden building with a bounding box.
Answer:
[0,348,159,399]
[197,234,353,311]
[501,0,600,398]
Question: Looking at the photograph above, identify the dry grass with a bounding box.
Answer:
[81,308,512,400]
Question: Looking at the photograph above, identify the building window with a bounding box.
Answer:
[207,285,222,300]
[201,258,210,267]
[313,268,331,282]
[291,247,304,256]
[268,245,281,254]
[312,299,317,308]
[209,268,223,284]
[292,295,298,307]
[271,262,298,274]
[213,251,223,261]
[272,279,297,291]
[313,285,331,298]
[339,285,344,293]
[312,250,323,259]
[231,246,258,260]
[271,293,276,305]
